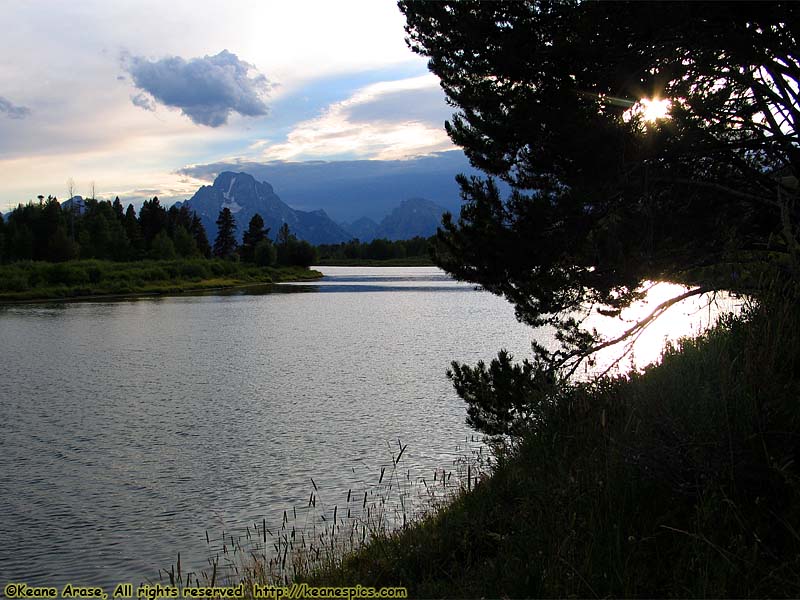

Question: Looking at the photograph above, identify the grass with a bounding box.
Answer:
[0,259,322,303]
[180,280,800,597]
[159,439,490,591]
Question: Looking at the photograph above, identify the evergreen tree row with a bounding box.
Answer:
[316,236,432,262]
[212,209,316,267]
[0,195,210,263]
[0,197,315,267]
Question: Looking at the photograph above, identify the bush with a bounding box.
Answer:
[144,267,168,281]
[0,272,29,291]
[45,263,89,286]
[178,262,210,280]
[87,265,103,284]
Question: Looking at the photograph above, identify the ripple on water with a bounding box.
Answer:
[0,268,738,588]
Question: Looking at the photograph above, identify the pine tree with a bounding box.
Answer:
[213,208,237,259]
[112,196,124,222]
[190,214,211,258]
[124,204,143,259]
[240,213,269,262]
[138,196,167,245]
[277,222,292,247]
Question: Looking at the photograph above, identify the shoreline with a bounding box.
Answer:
[0,266,323,305]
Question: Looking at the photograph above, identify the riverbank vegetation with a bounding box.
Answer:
[315,236,434,266]
[0,193,318,268]
[0,189,324,302]
[0,259,320,302]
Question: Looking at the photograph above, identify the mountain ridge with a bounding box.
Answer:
[339,197,447,242]
[181,172,352,245]
[179,171,449,245]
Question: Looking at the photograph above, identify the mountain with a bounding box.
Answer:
[374,198,447,241]
[340,217,379,242]
[178,150,481,222]
[181,172,352,245]
[339,198,447,242]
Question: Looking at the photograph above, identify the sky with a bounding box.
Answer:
[0,0,463,215]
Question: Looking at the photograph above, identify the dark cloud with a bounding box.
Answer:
[343,86,451,127]
[131,92,155,112]
[124,50,271,127]
[0,96,31,119]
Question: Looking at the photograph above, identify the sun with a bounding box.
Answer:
[622,96,672,126]
[640,97,672,123]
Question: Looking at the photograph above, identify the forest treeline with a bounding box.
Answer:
[316,236,432,262]
[0,196,435,268]
[0,196,318,267]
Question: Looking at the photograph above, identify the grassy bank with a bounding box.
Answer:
[0,259,321,303]
[264,284,799,597]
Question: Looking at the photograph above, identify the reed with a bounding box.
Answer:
[162,438,487,593]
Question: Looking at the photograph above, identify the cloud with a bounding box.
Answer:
[124,49,272,127]
[258,74,454,160]
[341,85,451,126]
[130,93,155,111]
[0,96,31,119]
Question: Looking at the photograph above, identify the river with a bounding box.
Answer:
[0,267,734,588]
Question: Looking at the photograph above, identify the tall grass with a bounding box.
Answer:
[160,440,490,591]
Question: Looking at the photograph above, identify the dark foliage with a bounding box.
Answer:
[317,236,432,262]
[212,207,238,259]
[400,0,800,434]
[190,213,211,258]
[1,195,211,265]
[240,213,270,263]
[276,223,318,267]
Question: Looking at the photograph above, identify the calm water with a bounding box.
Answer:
[0,267,735,589]
[0,267,537,588]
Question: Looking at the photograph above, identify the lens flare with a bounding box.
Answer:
[641,97,672,122]
[623,97,672,125]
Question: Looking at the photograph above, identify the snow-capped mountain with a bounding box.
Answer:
[181,172,352,245]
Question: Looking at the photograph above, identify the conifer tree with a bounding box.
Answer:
[213,207,237,258]
[124,204,144,259]
[240,213,269,263]
[190,214,211,258]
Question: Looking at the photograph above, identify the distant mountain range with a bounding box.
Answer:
[179,172,352,245]
[177,150,477,222]
[339,197,448,242]
[179,172,449,245]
